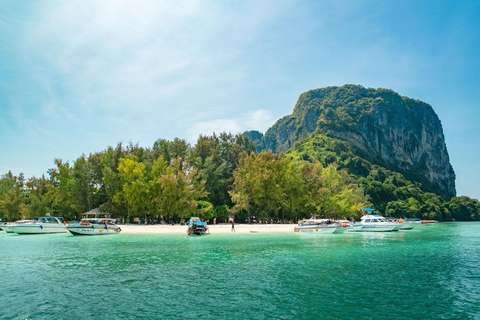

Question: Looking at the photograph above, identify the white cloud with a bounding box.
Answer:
[187,109,273,142]
[245,109,272,131]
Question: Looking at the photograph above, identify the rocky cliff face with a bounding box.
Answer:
[255,85,456,196]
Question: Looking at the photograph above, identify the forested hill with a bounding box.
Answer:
[245,84,456,198]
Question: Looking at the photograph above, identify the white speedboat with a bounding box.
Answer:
[294,218,345,234]
[9,217,67,234]
[67,218,121,236]
[349,209,402,232]
[1,220,32,233]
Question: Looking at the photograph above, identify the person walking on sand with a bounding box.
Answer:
[231,221,235,232]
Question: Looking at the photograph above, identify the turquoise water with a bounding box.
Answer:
[1,223,479,320]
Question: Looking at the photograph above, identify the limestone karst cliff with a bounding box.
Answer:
[246,85,456,197]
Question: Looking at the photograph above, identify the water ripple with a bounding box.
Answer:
[1,223,480,319]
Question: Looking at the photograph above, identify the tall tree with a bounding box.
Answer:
[22,175,52,218]
[71,155,96,214]
[48,159,77,219]
[147,155,169,218]
[0,189,25,221]
[156,157,207,221]
[115,156,149,220]
[98,146,125,217]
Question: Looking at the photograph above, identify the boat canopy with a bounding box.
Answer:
[361,214,382,218]
[404,218,421,221]
[188,221,206,226]
[362,208,377,211]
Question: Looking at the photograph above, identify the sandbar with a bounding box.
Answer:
[118,223,296,235]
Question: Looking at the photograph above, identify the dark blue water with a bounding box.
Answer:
[1,222,479,319]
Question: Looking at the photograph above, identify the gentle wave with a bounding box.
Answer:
[1,222,479,319]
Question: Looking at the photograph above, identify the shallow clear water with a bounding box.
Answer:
[1,222,479,319]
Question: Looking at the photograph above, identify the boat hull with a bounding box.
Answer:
[187,227,209,236]
[400,223,417,230]
[67,224,121,235]
[294,225,340,234]
[187,230,209,236]
[1,226,15,233]
[348,224,397,232]
[421,220,438,225]
[392,224,403,231]
[10,224,67,234]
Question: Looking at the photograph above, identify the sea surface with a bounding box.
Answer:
[1,222,479,320]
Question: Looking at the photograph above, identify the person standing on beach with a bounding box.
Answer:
[231,221,235,232]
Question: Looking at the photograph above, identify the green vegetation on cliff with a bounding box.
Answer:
[259,84,456,197]
[287,132,467,220]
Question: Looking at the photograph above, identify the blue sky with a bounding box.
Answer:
[1,0,479,199]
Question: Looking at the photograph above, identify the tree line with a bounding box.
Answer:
[0,133,364,223]
[1,132,479,223]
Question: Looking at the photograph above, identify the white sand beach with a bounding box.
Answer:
[118,223,296,234]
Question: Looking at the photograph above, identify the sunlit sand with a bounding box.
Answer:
[118,223,296,234]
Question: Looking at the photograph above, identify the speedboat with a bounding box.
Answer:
[9,217,67,234]
[67,218,121,235]
[294,218,346,234]
[187,217,209,236]
[400,218,421,230]
[349,209,402,232]
[1,220,32,233]
[421,220,438,225]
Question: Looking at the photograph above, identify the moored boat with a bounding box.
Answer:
[9,217,67,234]
[349,209,402,232]
[67,218,121,235]
[294,218,345,234]
[421,220,438,225]
[187,217,209,236]
[1,220,32,233]
[400,218,421,230]
[334,220,353,233]
[388,218,416,230]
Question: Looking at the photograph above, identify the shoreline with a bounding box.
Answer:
[118,223,297,234]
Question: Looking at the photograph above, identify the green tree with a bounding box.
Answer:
[169,138,190,164]
[147,155,169,219]
[48,159,77,219]
[156,157,207,221]
[195,200,214,220]
[22,175,52,218]
[229,152,264,222]
[0,189,25,221]
[115,156,149,221]
[71,155,96,215]
[98,146,125,218]
[449,196,480,221]
[0,172,19,220]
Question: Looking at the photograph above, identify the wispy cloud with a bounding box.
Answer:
[11,0,290,144]
[187,109,273,142]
